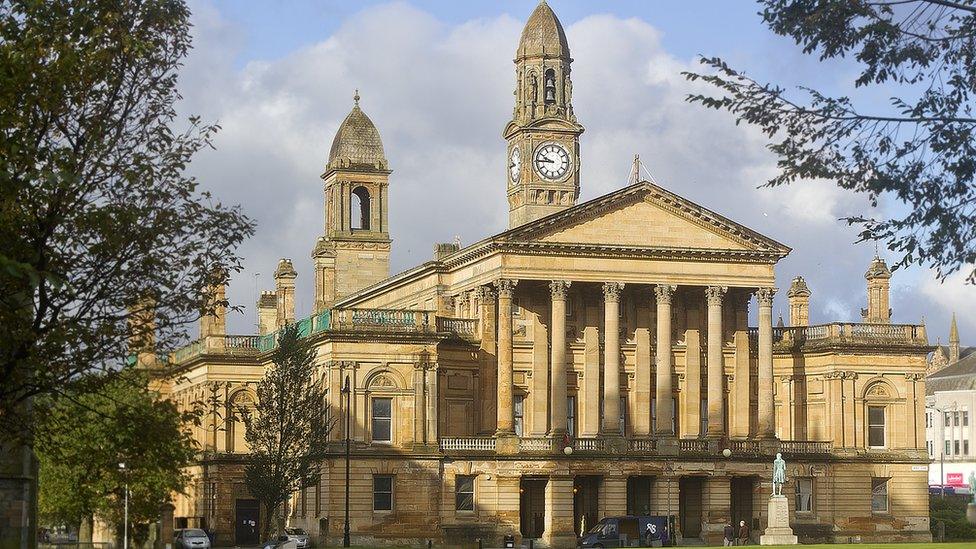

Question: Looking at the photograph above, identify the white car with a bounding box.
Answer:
[284,528,310,548]
[174,529,211,549]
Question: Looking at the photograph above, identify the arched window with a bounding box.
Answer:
[863,381,894,449]
[351,186,371,230]
[226,390,255,453]
[544,69,557,104]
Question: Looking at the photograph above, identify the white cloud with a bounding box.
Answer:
[178,1,974,340]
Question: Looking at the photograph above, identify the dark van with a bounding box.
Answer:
[578,515,672,548]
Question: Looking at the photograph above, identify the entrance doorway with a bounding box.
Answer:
[730,477,757,532]
[678,477,703,539]
[627,476,653,516]
[520,478,547,539]
[234,499,260,546]
[574,476,600,536]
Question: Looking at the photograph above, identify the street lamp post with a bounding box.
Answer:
[341,376,351,548]
[926,404,954,499]
[118,462,129,549]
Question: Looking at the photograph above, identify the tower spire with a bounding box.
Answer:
[949,312,960,363]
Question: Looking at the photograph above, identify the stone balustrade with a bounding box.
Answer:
[748,322,927,350]
[434,436,831,457]
[439,437,496,452]
[435,317,478,338]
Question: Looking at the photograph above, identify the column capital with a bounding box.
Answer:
[549,280,572,300]
[494,278,518,298]
[756,287,777,307]
[602,282,625,302]
[705,285,727,306]
[477,285,496,303]
[654,284,676,304]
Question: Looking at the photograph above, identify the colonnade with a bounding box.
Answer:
[470,279,777,440]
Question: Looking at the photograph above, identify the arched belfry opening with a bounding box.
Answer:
[544,68,557,104]
[351,186,371,230]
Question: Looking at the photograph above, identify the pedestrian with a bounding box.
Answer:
[738,520,750,545]
[723,522,735,546]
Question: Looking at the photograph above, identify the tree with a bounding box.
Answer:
[0,0,254,431]
[241,325,332,540]
[684,0,976,282]
[35,370,198,542]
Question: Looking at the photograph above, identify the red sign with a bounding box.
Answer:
[947,472,964,486]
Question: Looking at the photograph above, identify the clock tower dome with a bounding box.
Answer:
[504,0,584,228]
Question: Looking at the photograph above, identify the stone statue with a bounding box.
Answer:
[772,453,787,496]
[529,74,538,103]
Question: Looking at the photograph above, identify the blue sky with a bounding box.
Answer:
[180,0,974,342]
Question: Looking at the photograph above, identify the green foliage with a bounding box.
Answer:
[241,325,333,539]
[35,369,199,534]
[930,494,976,541]
[0,0,255,433]
[684,0,976,282]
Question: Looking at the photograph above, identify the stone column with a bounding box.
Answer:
[478,286,498,435]
[603,282,625,434]
[634,297,653,437]
[549,281,571,436]
[757,287,777,438]
[544,476,578,548]
[655,285,676,435]
[495,279,518,435]
[599,475,628,519]
[706,286,727,438]
[731,293,751,437]
[703,476,731,545]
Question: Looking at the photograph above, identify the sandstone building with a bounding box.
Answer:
[163,2,932,546]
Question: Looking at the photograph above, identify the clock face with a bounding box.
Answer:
[533,142,571,181]
[509,146,521,183]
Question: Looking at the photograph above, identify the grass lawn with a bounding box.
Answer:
[326,544,976,549]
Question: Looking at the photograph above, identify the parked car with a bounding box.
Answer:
[262,534,298,549]
[283,528,310,548]
[579,515,672,548]
[174,529,211,549]
[929,485,957,495]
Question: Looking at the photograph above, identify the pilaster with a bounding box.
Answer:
[549,281,571,436]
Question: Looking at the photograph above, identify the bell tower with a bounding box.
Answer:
[504,0,584,228]
[312,91,392,312]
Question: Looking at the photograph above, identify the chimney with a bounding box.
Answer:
[128,296,157,369]
[257,291,278,335]
[199,273,227,339]
[950,312,960,363]
[275,258,298,328]
[787,276,811,326]
[861,255,891,324]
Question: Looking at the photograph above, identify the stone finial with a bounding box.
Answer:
[274,258,297,281]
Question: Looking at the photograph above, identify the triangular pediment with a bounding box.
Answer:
[502,181,789,254]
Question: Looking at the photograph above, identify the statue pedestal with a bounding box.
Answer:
[760,495,797,545]
[967,503,976,526]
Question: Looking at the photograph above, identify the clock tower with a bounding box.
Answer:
[504,0,584,228]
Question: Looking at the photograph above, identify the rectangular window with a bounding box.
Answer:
[965,440,970,455]
[700,398,708,436]
[455,475,475,512]
[954,440,960,455]
[945,412,951,427]
[371,398,392,443]
[871,478,888,513]
[964,411,970,427]
[672,397,679,434]
[514,394,524,437]
[567,395,576,437]
[954,411,960,426]
[794,478,813,513]
[867,406,885,448]
[373,475,393,511]
[946,440,952,455]
[619,396,627,436]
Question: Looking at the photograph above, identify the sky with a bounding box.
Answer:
[177,0,975,344]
